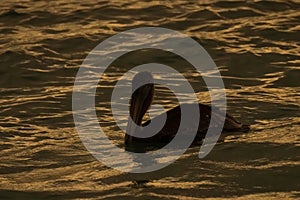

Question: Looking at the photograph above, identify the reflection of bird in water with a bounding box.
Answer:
[125,71,250,146]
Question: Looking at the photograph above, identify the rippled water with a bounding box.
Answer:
[0,0,299,199]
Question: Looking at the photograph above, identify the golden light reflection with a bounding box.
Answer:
[0,0,299,199]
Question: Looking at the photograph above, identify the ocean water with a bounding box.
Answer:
[0,0,299,199]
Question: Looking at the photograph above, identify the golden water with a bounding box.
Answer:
[0,0,299,199]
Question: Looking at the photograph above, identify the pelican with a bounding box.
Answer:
[125,71,250,146]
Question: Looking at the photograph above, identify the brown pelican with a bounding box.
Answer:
[125,71,250,146]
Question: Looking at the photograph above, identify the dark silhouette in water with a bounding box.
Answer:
[125,72,250,147]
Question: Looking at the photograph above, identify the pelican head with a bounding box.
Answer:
[125,71,154,145]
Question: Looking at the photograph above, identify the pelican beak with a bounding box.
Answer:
[125,89,144,145]
[125,84,154,145]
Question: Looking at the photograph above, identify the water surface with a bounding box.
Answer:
[0,0,299,199]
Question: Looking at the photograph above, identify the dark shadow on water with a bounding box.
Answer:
[100,142,300,199]
[2,142,298,199]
